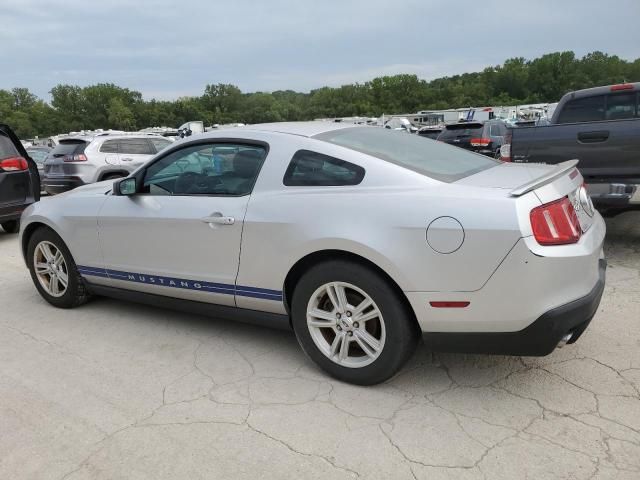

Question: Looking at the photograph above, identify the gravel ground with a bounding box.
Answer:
[1,212,639,480]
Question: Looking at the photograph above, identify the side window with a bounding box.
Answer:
[143,143,266,196]
[556,95,605,124]
[119,138,154,155]
[605,93,636,120]
[283,150,365,187]
[149,138,172,153]
[100,140,119,153]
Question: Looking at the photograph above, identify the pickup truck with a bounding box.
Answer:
[501,82,640,214]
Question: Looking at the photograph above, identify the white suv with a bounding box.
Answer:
[43,134,173,195]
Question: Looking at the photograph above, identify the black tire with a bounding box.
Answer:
[291,260,419,385]
[1,220,19,233]
[26,227,91,308]
[102,173,125,181]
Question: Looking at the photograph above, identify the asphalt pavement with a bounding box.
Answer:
[1,212,639,479]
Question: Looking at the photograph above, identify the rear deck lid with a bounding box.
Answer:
[44,139,89,175]
[438,122,484,148]
[459,160,594,233]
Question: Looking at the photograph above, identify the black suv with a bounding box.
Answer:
[437,119,508,157]
[0,124,40,233]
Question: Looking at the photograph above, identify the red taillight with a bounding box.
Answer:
[0,156,29,171]
[429,301,470,308]
[530,197,582,245]
[63,153,88,162]
[610,83,634,91]
[470,138,491,147]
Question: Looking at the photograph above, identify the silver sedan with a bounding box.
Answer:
[19,122,606,385]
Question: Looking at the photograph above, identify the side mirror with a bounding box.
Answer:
[115,177,137,196]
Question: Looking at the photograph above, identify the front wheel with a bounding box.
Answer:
[27,227,91,308]
[102,173,126,181]
[291,260,419,385]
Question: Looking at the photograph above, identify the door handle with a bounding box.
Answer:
[121,157,134,162]
[577,131,609,143]
[201,213,235,225]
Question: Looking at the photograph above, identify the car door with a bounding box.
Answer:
[95,141,267,307]
[118,138,155,170]
[99,138,120,166]
[488,122,505,155]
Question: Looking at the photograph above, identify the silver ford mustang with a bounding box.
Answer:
[19,122,606,385]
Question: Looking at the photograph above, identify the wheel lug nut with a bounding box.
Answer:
[337,325,342,331]
[346,311,352,317]
[348,331,353,336]
[336,313,341,319]
[353,322,359,328]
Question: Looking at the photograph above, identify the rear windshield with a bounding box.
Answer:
[438,123,484,140]
[314,127,498,183]
[50,140,88,157]
[0,134,20,160]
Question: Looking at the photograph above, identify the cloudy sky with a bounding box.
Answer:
[2,0,639,100]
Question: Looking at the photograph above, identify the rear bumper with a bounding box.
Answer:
[43,176,84,195]
[0,203,30,223]
[423,259,606,356]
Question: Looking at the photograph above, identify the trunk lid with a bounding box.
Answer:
[438,122,486,151]
[459,160,595,233]
[44,139,89,176]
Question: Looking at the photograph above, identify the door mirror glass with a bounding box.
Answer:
[117,177,137,196]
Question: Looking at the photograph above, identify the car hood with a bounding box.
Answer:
[67,180,115,196]
[456,162,557,190]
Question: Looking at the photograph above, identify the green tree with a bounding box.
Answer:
[2,50,639,138]
[107,98,135,130]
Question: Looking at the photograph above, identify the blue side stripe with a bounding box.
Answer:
[77,265,283,301]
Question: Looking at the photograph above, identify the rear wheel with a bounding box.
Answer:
[27,227,91,308]
[291,260,419,385]
[1,220,19,233]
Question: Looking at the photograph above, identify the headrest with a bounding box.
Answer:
[234,150,262,178]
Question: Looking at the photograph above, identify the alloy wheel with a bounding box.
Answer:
[33,241,69,298]
[306,281,386,368]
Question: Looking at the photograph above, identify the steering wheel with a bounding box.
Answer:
[174,171,221,194]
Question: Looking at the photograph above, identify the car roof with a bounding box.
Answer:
[58,134,168,143]
[565,82,640,100]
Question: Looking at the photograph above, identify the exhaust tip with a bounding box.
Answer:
[557,333,573,349]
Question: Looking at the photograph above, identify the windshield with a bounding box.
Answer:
[438,124,484,140]
[314,127,498,183]
[28,149,49,163]
[50,139,88,157]
[0,134,20,160]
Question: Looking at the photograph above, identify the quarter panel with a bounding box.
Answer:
[237,182,525,311]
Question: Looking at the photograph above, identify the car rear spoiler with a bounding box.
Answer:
[509,159,579,197]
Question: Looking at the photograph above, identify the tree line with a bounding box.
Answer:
[1,51,639,139]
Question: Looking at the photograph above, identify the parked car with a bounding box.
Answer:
[0,124,40,233]
[26,146,51,188]
[417,126,443,140]
[501,82,640,215]
[438,119,509,157]
[20,122,606,385]
[43,134,173,195]
[384,117,418,133]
